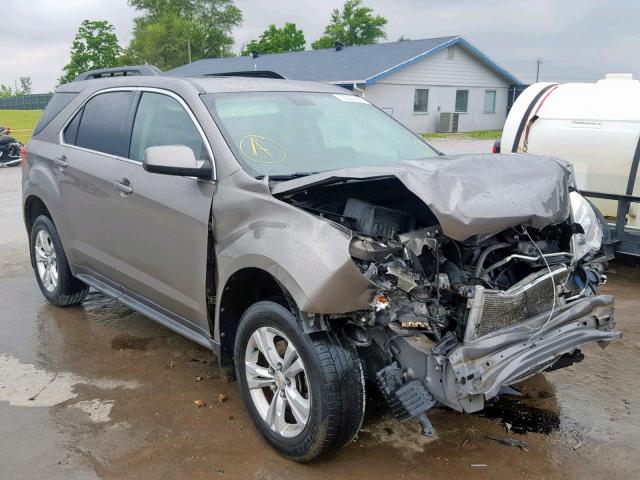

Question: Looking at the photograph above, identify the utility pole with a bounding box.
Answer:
[536,58,543,83]
[187,40,192,64]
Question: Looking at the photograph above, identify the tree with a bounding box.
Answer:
[127,14,197,69]
[59,20,122,84]
[241,23,305,56]
[127,0,242,70]
[19,76,32,95]
[0,84,13,98]
[311,0,387,50]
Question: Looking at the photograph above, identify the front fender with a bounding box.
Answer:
[213,172,375,316]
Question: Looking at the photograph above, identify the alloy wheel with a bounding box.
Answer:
[34,229,58,292]
[244,326,311,438]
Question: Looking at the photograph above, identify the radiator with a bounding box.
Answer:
[464,266,570,341]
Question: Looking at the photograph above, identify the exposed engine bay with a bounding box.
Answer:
[278,176,606,343]
[275,168,619,435]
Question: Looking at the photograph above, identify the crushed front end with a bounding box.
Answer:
[273,155,622,434]
[346,211,619,424]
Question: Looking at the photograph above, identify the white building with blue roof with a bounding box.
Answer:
[168,36,522,133]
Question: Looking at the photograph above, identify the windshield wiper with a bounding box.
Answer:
[257,172,320,181]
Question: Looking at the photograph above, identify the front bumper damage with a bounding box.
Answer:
[388,294,619,414]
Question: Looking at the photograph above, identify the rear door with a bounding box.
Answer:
[109,89,215,332]
[57,90,137,283]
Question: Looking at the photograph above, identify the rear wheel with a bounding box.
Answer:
[30,215,89,306]
[234,301,365,461]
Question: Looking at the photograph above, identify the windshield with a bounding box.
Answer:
[202,91,438,178]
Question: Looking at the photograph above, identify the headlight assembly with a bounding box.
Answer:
[569,191,603,261]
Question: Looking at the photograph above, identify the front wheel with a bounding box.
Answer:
[234,301,365,461]
[30,215,89,306]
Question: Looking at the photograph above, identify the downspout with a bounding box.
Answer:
[353,83,366,98]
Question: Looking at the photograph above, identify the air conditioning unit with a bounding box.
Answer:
[438,112,459,133]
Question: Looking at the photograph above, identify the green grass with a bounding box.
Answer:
[0,109,44,144]
[466,129,503,139]
[421,129,502,140]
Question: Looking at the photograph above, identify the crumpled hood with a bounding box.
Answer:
[271,154,574,241]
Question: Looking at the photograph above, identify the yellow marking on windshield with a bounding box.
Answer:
[250,137,273,158]
[240,135,286,164]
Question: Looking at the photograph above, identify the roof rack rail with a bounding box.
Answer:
[205,70,286,79]
[73,65,162,82]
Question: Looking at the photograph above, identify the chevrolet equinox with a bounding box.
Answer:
[22,71,620,461]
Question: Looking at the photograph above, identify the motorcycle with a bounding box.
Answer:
[0,126,23,167]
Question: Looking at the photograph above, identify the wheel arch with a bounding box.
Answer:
[215,267,298,377]
[24,195,52,234]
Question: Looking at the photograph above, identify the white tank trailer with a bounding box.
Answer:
[500,74,640,256]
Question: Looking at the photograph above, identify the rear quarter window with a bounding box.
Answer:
[63,109,83,145]
[32,92,78,136]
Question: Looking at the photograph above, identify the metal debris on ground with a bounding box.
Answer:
[195,376,203,382]
[573,441,583,450]
[194,400,207,408]
[470,464,488,468]
[486,435,529,451]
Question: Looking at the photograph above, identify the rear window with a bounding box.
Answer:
[75,91,135,157]
[33,92,78,136]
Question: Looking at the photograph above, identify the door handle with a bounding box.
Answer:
[54,155,68,168]
[114,178,133,196]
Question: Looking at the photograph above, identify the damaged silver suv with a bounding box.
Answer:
[23,72,620,461]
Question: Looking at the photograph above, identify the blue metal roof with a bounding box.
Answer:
[166,36,522,86]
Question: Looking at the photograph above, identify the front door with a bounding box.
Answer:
[109,90,215,333]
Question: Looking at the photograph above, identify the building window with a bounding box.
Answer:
[484,90,496,113]
[413,88,429,113]
[455,90,468,112]
[447,46,455,60]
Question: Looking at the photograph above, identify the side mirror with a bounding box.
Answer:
[143,145,212,179]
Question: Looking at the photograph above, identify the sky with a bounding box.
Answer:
[3,0,640,93]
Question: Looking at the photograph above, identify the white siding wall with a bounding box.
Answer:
[362,45,511,133]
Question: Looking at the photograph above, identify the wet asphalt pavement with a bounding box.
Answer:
[2,159,640,479]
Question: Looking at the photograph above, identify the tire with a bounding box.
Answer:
[30,215,89,306]
[234,301,365,462]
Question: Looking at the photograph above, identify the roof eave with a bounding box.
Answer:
[364,36,523,86]
[455,37,523,85]
[328,80,367,85]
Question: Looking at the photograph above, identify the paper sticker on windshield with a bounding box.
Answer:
[239,135,287,164]
[333,94,368,104]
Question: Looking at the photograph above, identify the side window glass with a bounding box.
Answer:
[76,91,135,157]
[129,92,207,162]
[63,109,83,145]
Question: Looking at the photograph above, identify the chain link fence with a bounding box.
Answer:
[0,94,53,110]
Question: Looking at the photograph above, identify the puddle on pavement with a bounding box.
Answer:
[111,334,152,351]
[480,397,561,434]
